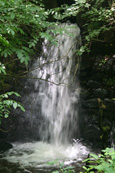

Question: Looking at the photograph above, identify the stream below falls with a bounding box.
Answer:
[0,140,90,172]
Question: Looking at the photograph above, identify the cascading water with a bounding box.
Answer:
[1,24,90,171]
[38,24,80,144]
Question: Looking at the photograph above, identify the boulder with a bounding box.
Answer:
[0,140,13,152]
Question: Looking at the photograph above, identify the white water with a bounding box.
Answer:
[2,24,90,168]
[3,141,89,168]
[37,24,81,144]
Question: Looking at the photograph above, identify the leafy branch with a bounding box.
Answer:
[82,147,115,173]
[0,92,25,124]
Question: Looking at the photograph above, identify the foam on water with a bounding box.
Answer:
[3,140,89,167]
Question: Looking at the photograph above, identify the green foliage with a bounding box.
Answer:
[51,0,90,20]
[0,62,25,124]
[79,1,114,54]
[82,147,115,173]
[0,0,57,65]
[48,161,75,173]
[0,0,114,66]
[0,62,6,74]
[0,91,25,124]
[52,0,115,55]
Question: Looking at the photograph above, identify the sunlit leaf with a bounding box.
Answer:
[13,102,18,109]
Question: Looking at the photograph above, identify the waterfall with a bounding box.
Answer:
[36,24,81,144]
[1,24,89,169]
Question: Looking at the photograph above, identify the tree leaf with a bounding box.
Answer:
[19,105,25,112]
[13,102,18,109]
[11,13,15,19]
[4,114,9,118]
[90,153,99,160]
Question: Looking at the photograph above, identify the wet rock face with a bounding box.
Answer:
[0,140,13,153]
[79,55,115,148]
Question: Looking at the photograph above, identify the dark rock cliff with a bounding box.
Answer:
[79,54,115,148]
